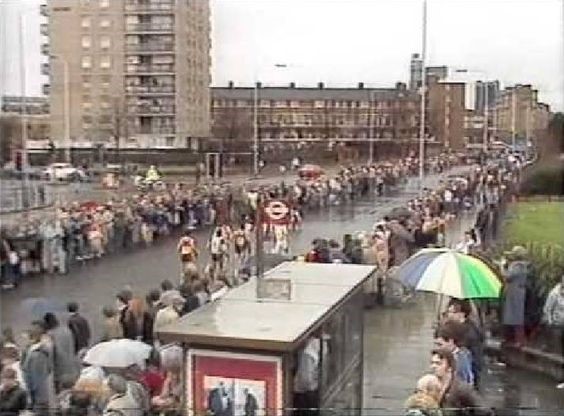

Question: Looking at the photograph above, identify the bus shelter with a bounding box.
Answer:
[157,261,376,416]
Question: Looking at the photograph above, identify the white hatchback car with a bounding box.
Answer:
[42,163,87,181]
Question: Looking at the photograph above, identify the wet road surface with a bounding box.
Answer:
[2,166,562,413]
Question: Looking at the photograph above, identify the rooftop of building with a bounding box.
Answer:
[211,82,417,101]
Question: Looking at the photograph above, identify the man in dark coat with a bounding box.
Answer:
[67,302,91,354]
[243,388,259,416]
[430,348,491,415]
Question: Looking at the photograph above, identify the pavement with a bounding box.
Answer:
[2,165,562,412]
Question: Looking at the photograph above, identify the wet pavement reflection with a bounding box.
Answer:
[363,295,564,415]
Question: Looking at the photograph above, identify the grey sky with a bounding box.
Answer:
[1,0,563,111]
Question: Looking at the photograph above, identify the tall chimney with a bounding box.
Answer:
[358,82,364,89]
[289,82,296,88]
[228,81,234,88]
[318,82,324,89]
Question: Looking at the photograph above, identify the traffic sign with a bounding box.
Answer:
[263,199,290,224]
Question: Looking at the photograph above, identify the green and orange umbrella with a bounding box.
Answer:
[397,248,502,299]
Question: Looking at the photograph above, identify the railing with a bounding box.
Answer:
[127,105,176,114]
[126,23,174,32]
[0,184,54,214]
[126,64,175,74]
[125,85,175,94]
[126,43,174,52]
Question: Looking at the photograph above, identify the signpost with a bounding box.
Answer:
[262,199,290,225]
[255,198,291,297]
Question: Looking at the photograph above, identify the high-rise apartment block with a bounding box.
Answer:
[42,0,211,149]
[474,80,500,113]
[494,84,551,145]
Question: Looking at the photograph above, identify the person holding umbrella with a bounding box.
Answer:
[501,246,530,347]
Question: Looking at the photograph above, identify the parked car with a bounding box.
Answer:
[42,163,87,181]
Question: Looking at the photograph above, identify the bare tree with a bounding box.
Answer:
[212,107,252,151]
[111,97,129,163]
[0,116,21,164]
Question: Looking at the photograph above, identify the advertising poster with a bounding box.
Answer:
[187,349,282,416]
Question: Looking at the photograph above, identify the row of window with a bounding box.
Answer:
[81,55,112,69]
[81,35,111,49]
[81,0,110,8]
[81,16,112,29]
[213,99,416,109]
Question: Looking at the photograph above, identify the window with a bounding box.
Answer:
[81,35,91,49]
[99,0,109,8]
[165,137,175,147]
[82,102,92,111]
[81,56,92,69]
[98,114,112,124]
[100,18,111,28]
[100,55,111,69]
[82,76,92,89]
[81,16,91,28]
[100,35,111,49]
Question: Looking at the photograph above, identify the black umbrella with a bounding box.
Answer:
[386,206,412,220]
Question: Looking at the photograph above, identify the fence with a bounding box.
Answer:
[0,182,54,214]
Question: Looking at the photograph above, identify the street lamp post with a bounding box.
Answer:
[18,13,29,209]
[511,88,517,151]
[253,83,259,176]
[51,54,71,162]
[418,0,428,193]
[369,91,375,164]
[252,64,290,176]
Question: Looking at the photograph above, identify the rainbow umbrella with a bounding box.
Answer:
[397,248,502,299]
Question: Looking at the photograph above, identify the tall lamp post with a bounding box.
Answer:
[253,63,290,176]
[511,87,517,152]
[51,54,71,162]
[418,0,428,193]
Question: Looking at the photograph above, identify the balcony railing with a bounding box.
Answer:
[137,126,176,135]
[125,85,175,94]
[40,23,49,36]
[128,105,176,115]
[40,4,48,17]
[126,42,174,52]
[41,43,49,55]
[126,64,175,74]
[124,2,174,13]
[126,23,174,32]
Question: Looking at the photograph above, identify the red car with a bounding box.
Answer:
[298,164,324,180]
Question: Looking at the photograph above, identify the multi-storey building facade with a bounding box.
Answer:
[427,76,466,150]
[474,80,500,113]
[494,84,550,144]
[1,96,50,115]
[43,0,211,149]
[211,82,421,148]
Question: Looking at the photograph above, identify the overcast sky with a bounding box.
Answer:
[1,0,563,111]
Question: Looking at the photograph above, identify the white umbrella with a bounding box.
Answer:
[83,339,152,368]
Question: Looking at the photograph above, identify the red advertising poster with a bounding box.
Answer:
[187,349,283,416]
